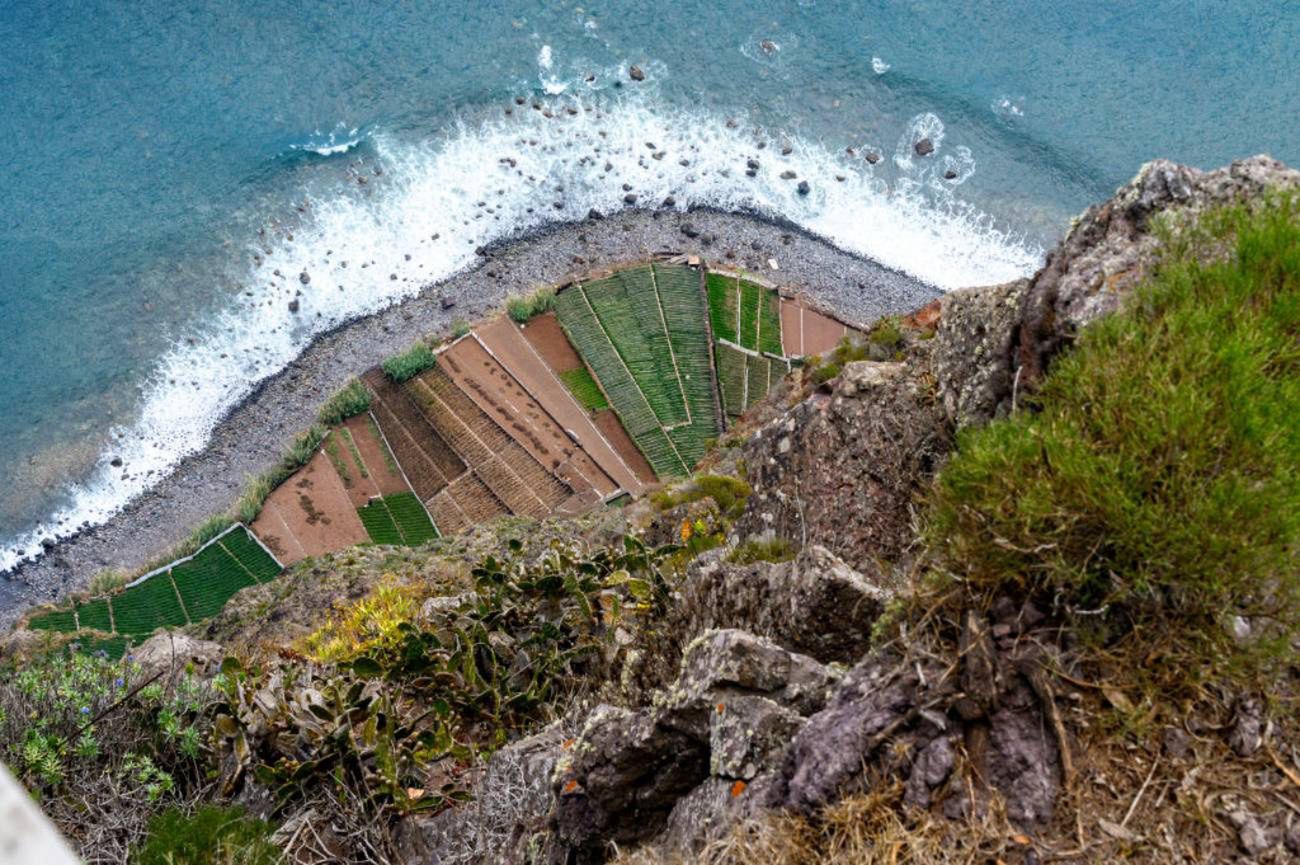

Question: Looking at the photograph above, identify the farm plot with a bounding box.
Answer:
[708,271,784,355]
[250,448,369,566]
[110,570,188,637]
[778,297,853,358]
[407,365,571,518]
[171,542,259,622]
[362,369,465,502]
[357,492,438,547]
[441,336,615,499]
[653,263,721,468]
[716,343,750,418]
[554,286,688,478]
[487,314,645,495]
[345,415,409,496]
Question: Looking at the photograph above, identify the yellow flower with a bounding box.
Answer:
[680,520,694,542]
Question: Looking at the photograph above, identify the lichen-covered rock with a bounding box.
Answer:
[555,630,834,854]
[131,632,224,675]
[672,545,889,665]
[933,279,1028,427]
[395,723,569,865]
[736,360,947,574]
[1015,155,1300,388]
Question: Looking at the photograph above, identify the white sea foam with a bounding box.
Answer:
[0,92,1043,573]
[871,56,890,74]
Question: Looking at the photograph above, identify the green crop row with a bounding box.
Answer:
[757,285,784,356]
[24,527,282,639]
[357,494,438,547]
[706,273,739,344]
[716,343,749,417]
[739,281,761,350]
[558,367,609,411]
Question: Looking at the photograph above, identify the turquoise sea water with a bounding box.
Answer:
[1,1,1297,573]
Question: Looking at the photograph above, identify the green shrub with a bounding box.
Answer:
[317,377,372,426]
[867,315,903,350]
[382,341,436,382]
[926,194,1300,691]
[132,805,279,865]
[651,474,752,519]
[727,537,796,566]
[506,285,557,323]
[88,569,130,596]
[451,318,472,338]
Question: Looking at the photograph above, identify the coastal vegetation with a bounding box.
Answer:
[382,340,438,382]
[926,193,1300,693]
[316,377,373,426]
[505,284,557,323]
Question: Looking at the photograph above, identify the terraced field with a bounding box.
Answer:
[707,271,783,354]
[555,265,720,479]
[25,526,282,640]
[357,492,438,546]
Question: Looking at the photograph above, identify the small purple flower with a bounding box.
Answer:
[114,678,125,688]
[80,707,90,715]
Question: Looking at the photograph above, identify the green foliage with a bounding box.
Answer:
[867,315,903,349]
[382,340,437,382]
[652,474,752,519]
[451,318,472,339]
[705,273,739,343]
[506,285,557,322]
[317,377,372,426]
[132,805,279,865]
[558,366,610,411]
[358,493,438,546]
[926,194,1300,690]
[727,537,796,566]
[0,650,215,801]
[89,569,130,596]
[212,534,678,819]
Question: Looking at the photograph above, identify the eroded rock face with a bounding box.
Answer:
[672,545,889,665]
[131,632,224,676]
[1015,155,1300,388]
[554,630,836,853]
[933,279,1028,427]
[736,360,947,574]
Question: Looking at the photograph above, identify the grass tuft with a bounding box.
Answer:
[382,341,437,382]
[317,378,372,426]
[132,805,279,865]
[506,285,557,323]
[925,193,1300,693]
[727,537,796,566]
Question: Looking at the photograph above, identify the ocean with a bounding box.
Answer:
[1,0,1296,579]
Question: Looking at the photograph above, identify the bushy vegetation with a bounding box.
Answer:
[506,285,557,322]
[382,340,437,382]
[0,651,218,862]
[652,474,752,519]
[317,377,372,426]
[209,533,680,858]
[132,805,279,865]
[808,335,869,385]
[926,195,1300,691]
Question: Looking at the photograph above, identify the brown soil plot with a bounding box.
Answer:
[593,410,657,486]
[779,297,852,358]
[251,449,369,565]
[441,335,616,499]
[343,414,409,496]
[481,315,646,496]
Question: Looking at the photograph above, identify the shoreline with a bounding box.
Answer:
[0,206,941,628]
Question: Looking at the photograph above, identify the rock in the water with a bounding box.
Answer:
[298,271,310,284]
[914,137,935,156]
[796,180,810,195]
[864,150,881,164]
[287,299,300,313]
[629,65,645,81]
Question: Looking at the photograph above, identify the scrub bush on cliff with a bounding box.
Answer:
[926,193,1300,692]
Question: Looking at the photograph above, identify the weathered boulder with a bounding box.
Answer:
[555,630,835,853]
[131,632,225,675]
[736,360,947,574]
[933,279,1028,427]
[395,723,570,865]
[672,545,889,664]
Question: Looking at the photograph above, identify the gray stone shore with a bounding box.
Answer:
[0,207,940,627]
